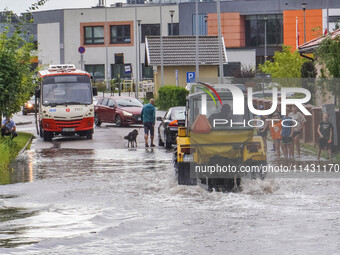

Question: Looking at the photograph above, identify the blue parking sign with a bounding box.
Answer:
[187,72,195,83]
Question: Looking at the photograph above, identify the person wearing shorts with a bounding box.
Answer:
[257,115,269,152]
[281,116,294,159]
[141,99,156,147]
[270,112,282,158]
[317,113,333,161]
[288,106,306,158]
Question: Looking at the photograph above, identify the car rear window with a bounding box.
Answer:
[171,108,185,120]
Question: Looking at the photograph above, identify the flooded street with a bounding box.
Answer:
[1,121,340,254]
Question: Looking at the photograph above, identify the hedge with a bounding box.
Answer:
[157,85,189,110]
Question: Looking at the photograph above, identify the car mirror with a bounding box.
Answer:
[157,117,162,121]
[93,87,98,96]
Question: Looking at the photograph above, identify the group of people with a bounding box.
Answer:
[257,106,333,161]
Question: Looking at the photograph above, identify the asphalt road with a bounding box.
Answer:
[13,110,167,150]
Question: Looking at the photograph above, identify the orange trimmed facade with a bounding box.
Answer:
[206,9,323,53]
[283,9,323,51]
[207,12,245,48]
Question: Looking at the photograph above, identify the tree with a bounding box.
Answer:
[301,61,317,105]
[259,46,309,80]
[315,34,340,106]
[0,0,49,123]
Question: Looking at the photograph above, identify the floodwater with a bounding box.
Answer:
[1,144,340,254]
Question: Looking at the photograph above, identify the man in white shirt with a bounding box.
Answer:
[288,106,306,158]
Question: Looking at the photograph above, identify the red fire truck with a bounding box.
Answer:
[36,64,97,141]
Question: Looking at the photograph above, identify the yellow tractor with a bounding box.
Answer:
[174,83,267,191]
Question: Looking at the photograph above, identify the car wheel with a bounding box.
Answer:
[165,133,172,149]
[94,113,101,126]
[158,132,164,146]
[115,115,122,127]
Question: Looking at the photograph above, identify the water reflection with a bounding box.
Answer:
[0,151,34,185]
[0,206,39,248]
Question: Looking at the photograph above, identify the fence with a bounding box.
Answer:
[252,98,339,148]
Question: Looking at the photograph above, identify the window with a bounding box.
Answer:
[141,24,160,43]
[84,26,104,45]
[111,64,132,79]
[101,98,109,106]
[168,23,179,35]
[85,65,105,80]
[110,25,131,44]
[142,64,153,79]
[107,99,115,107]
[245,15,283,47]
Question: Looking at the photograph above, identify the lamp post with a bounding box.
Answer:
[138,20,142,89]
[135,2,139,98]
[302,2,307,43]
[195,0,199,83]
[104,0,110,90]
[160,0,164,87]
[169,10,175,36]
[264,16,267,63]
[217,0,223,84]
[204,15,208,35]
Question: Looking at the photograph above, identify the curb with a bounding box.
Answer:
[16,121,33,126]
[18,135,34,155]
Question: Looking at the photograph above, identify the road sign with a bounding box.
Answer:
[187,72,195,83]
[124,64,132,74]
[78,46,85,54]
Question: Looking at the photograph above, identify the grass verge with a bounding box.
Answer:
[300,142,340,162]
[0,132,33,169]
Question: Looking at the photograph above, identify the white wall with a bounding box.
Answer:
[323,8,340,33]
[62,5,178,78]
[226,49,256,69]
[37,22,61,65]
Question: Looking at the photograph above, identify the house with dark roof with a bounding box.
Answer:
[298,28,340,106]
[145,35,227,93]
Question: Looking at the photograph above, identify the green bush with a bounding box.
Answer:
[157,85,188,110]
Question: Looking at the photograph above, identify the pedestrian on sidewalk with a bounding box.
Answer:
[141,98,156,147]
[317,113,333,162]
[1,116,18,140]
[281,115,294,159]
[270,112,282,158]
[288,106,306,158]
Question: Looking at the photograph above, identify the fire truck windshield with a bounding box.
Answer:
[42,75,92,106]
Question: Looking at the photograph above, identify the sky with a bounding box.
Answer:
[1,0,117,15]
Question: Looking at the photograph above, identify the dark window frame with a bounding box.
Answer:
[85,64,105,80]
[167,23,179,36]
[110,25,131,44]
[84,26,104,45]
[141,24,160,43]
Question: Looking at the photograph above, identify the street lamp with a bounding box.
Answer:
[264,16,267,63]
[137,20,142,86]
[169,10,175,36]
[204,15,208,35]
[302,2,307,43]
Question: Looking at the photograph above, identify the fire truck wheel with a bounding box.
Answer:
[43,131,52,142]
[86,130,93,140]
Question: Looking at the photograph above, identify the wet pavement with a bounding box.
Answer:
[1,112,340,254]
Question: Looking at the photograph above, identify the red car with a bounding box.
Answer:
[94,96,143,127]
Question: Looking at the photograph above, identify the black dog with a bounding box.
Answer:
[124,129,139,148]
